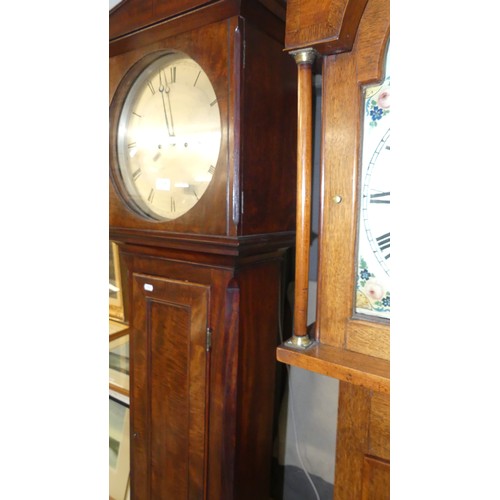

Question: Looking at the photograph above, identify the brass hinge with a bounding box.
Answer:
[206,327,213,352]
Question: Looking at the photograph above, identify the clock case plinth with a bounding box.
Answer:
[109,2,296,499]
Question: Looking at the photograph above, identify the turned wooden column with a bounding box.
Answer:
[286,47,317,349]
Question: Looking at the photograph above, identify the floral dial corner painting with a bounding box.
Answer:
[355,43,390,320]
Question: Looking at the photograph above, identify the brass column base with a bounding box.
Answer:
[284,334,316,350]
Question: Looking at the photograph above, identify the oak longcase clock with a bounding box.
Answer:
[109,1,296,499]
[314,0,390,497]
[276,0,390,498]
[314,0,390,360]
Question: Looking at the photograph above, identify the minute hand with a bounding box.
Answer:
[165,87,175,137]
[159,72,175,137]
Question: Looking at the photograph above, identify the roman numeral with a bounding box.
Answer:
[160,69,167,85]
[147,189,155,203]
[376,232,390,258]
[132,111,142,118]
[171,197,176,212]
[147,81,155,95]
[210,99,217,107]
[170,66,176,83]
[370,191,390,204]
[208,165,215,175]
[128,142,137,149]
[132,168,142,181]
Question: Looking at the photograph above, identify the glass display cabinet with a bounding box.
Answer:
[109,241,130,500]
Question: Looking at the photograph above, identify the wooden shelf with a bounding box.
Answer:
[277,341,389,394]
[109,319,129,341]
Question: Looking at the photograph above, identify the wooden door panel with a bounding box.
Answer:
[368,392,389,460]
[130,273,210,500]
[361,456,390,500]
[334,382,390,500]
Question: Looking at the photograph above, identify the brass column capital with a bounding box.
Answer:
[289,47,318,65]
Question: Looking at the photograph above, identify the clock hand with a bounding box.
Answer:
[165,86,175,137]
[159,71,174,137]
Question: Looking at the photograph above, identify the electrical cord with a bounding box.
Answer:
[286,363,321,500]
[278,279,321,500]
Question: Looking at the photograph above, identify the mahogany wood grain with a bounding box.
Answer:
[256,0,287,20]
[121,247,286,500]
[109,19,232,238]
[109,3,297,498]
[130,274,209,499]
[234,19,297,237]
[110,14,297,244]
[110,0,219,40]
[231,260,282,500]
[110,2,237,57]
[110,0,287,43]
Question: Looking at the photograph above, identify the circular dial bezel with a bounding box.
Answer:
[111,50,222,222]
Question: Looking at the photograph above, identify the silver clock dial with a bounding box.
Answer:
[116,52,222,221]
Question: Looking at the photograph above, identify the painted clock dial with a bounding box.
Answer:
[115,51,222,221]
[355,44,390,319]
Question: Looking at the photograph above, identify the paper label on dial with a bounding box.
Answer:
[155,178,171,191]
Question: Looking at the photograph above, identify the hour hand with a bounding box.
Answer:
[159,71,175,137]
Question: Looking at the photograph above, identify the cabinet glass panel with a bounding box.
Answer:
[109,334,130,393]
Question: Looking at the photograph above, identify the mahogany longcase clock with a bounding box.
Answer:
[109,1,296,499]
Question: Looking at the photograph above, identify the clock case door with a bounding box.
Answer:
[130,273,210,499]
[109,9,297,248]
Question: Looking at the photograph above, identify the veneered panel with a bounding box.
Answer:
[130,273,209,499]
